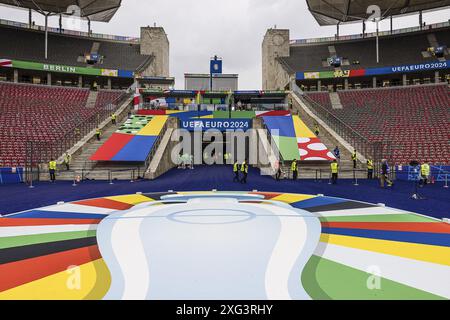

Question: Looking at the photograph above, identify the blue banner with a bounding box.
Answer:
[180,119,252,131]
[0,167,23,184]
[210,59,222,74]
[118,69,134,78]
[365,60,450,76]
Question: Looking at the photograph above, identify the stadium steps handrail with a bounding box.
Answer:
[291,84,387,170]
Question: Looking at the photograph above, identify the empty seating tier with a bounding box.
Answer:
[0,83,125,167]
[306,85,450,165]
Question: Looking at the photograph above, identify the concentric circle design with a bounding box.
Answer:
[0,191,448,300]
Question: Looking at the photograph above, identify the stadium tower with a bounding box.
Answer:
[0,0,172,181]
[263,0,450,172]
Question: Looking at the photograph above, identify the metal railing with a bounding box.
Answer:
[294,91,387,172]
[0,18,140,44]
[24,91,131,173]
[290,21,450,46]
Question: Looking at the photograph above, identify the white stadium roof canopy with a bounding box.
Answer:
[306,0,450,25]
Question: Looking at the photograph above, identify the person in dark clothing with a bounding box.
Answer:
[291,159,298,180]
[352,150,357,169]
[331,160,339,184]
[233,160,240,182]
[96,128,101,141]
[275,160,282,181]
[240,160,248,184]
[380,159,393,188]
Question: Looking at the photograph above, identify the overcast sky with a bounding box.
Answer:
[0,1,449,89]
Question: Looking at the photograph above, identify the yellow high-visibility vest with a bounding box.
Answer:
[49,161,57,170]
[291,161,298,172]
[352,153,357,161]
[421,164,430,176]
[367,160,373,170]
[111,114,116,120]
[331,163,339,173]
[241,162,248,173]
[233,163,239,172]
[96,129,101,135]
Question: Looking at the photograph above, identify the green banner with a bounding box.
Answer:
[12,60,103,76]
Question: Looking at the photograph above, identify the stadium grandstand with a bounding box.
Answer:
[0,0,449,304]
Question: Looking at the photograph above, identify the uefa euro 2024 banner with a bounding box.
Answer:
[297,60,450,80]
[181,119,252,132]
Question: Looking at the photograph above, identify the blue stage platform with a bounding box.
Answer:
[1,166,449,219]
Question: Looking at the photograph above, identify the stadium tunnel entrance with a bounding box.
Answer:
[179,128,253,166]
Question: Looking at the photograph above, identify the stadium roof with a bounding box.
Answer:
[0,0,121,22]
[306,0,450,25]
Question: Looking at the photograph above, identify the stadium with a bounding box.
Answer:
[0,0,449,303]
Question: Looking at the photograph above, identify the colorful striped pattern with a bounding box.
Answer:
[90,115,168,162]
[1,191,448,300]
[136,110,291,118]
[262,116,335,161]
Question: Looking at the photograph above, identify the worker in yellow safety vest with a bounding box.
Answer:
[367,159,374,179]
[111,113,117,125]
[240,160,249,184]
[291,159,298,180]
[224,152,229,164]
[352,150,357,169]
[63,153,71,171]
[233,160,240,182]
[48,159,57,182]
[96,128,101,141]
[331,160,339,184]
[314,124,320,137]
[420,161,431,187]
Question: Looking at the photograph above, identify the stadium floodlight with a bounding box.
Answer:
[0,0,122,59]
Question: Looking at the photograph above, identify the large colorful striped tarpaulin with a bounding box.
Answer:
[90,115,168,162]
[1,191,448,300]
[263,116,336,161]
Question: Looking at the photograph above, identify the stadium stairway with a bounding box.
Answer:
[290,92,366,180]
[49,96,134,182]
[85,91,98,108]
[145,117,179,180]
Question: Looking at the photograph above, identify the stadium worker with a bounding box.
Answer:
[275,160,282,181]
[240,160,249,184]
[330,159,339,184]
[314,124,320,137]
[420,161,431,187]
[48,158,57,183]
[380,159,393,188]
[233,160,240,182]
[352,150,357,169]
[333,146,341,162]
[291,159,298,180]
[96,128,102,141]
[111,113,117,125]
[63,153,71,171]
[367,158,374,179]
